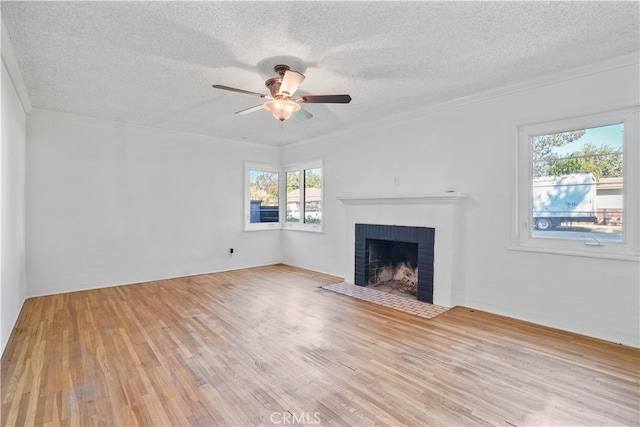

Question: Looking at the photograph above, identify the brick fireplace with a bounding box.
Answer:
[355,224,435,302]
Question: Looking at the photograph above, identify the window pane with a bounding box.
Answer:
[249,170,279,223]
[286,171,300,223]
[531,123,623,242]
[304,168,322,224]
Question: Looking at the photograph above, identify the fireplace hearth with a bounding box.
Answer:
[355,224,435,303]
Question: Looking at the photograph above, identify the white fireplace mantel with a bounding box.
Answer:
[339,191,468,308]
[338,192,467,205]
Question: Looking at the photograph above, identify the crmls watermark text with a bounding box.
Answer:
[270,411,321,425]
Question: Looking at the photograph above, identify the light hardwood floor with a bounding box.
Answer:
[2,264,639,426]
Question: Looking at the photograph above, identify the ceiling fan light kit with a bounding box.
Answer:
[213,63,352,123]
[264,99,301,122]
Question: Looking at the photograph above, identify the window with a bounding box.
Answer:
[245,163,281,230]
[285,161,323,232]
[513,108,639,261]
[304,168,322,225]
[245,160,323,232]
[285,170,301,223]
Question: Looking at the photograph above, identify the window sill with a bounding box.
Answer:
[283,223,323,233]
[244,222,282,232]
[508,244,639,262]
[244,223,323,233]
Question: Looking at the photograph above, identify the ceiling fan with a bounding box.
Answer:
[212,64,352,122]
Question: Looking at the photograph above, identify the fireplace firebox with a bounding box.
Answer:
[355,224,435,303]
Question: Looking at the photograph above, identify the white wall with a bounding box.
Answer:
[281,58,640,347]
[1,61,27,354]
[26,110,282,296]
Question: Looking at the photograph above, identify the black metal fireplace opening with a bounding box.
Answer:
[355,224,435,303]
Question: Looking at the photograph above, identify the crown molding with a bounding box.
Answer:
[1,18,32,113]
[396,52,640,124]
[283,52,640,151]
[28,107,282,151]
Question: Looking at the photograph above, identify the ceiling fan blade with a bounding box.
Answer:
[294,108,313,121]
[296,94,352,104]
[235,104,265,115]
[212,85,268,98]
[279,70,305,96]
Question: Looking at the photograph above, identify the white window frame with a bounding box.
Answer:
[511,107,639,261]
[283,159,323,233]
[244,162,282,231]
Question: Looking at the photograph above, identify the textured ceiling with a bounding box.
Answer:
[2,1,638,146]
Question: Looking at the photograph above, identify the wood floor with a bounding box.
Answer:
[2,264,639,426]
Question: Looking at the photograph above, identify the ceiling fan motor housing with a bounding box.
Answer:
[273,64,291,76]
